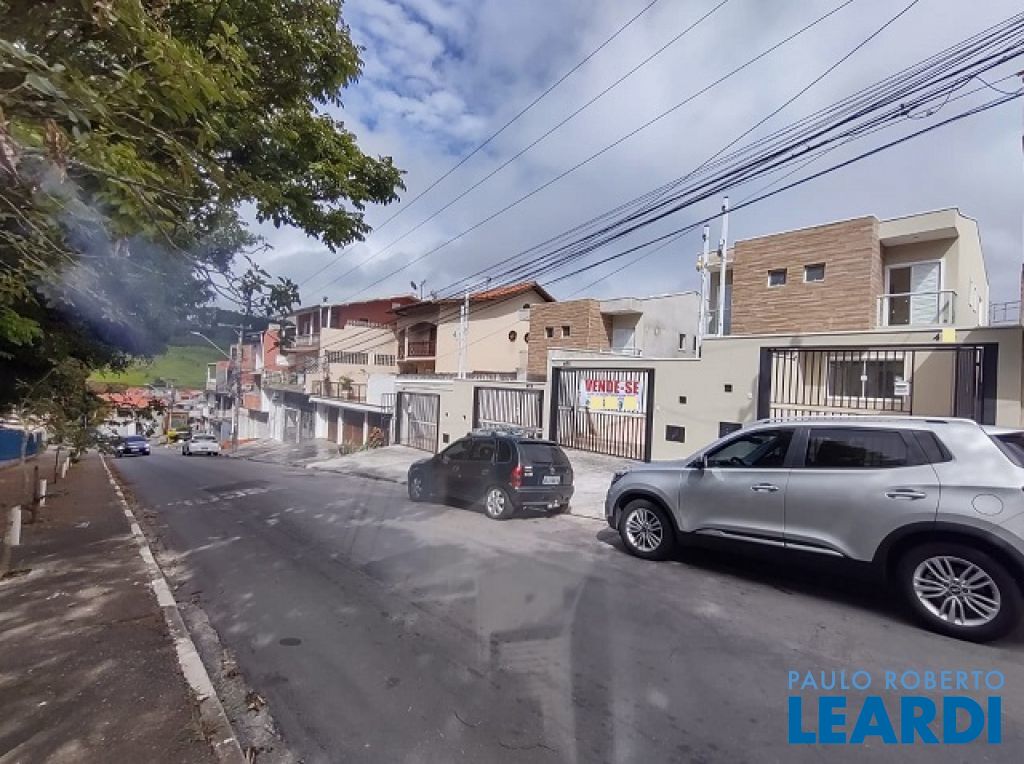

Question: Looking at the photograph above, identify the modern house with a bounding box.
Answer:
[526,292,700,379]
[394,282,554,376]
[707,209,988,336]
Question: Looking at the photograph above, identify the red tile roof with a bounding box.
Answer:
[396,281,554,311]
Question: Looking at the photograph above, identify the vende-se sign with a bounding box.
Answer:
[578,377,646,413]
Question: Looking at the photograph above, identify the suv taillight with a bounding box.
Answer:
[510,464,523,489]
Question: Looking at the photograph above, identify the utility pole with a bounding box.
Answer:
[457,289,469,379]
[233,324,244,453]
[696,225,711,356]
[717,196,730,337]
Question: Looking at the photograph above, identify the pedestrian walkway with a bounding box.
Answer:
[0,453,220,763]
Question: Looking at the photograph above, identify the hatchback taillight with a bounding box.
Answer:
[510,464,523,489]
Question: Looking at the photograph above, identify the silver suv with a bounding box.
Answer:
[605,417,1024,642]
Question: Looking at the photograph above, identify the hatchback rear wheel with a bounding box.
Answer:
[897,542,1022,642]
[618,500,675,561]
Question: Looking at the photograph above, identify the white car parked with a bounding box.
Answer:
[183,433,222,456]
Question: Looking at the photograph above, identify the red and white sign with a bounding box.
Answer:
[578,377,646,413]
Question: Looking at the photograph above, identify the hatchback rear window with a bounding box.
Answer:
[992,432,1024,467]
[518,443,570,466]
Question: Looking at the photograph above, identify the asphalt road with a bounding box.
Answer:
[113,447,1024,763]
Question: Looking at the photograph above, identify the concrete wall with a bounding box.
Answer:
[548,326,1023,461]
[621,292,701,357]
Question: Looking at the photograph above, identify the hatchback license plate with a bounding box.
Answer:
[542,475,561,485]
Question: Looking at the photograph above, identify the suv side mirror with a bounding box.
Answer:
[692,455,708,471]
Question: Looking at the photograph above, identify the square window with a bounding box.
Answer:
[724,384,733,393]
[768,269,787,287]
[678,333,687,351]
[545,327,554,338]
[561,325,571,338]
[804,263,826,282]
[665,425,686,443]
[679,395,687,404]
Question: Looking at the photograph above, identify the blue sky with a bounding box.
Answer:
[248,0,1024,306]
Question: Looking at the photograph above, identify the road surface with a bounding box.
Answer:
[112,447,1024,763]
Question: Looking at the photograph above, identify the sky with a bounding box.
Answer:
[247,0,1024,308]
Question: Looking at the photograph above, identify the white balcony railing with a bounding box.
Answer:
[293,333,320,348]
[877,290,955,327]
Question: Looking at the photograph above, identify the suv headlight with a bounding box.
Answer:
[610,469,629,486]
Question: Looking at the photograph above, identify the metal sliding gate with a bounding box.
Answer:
[396,391,440,452]
[757,344,997,423]
[473,387,544,436]
[550,367,654,461]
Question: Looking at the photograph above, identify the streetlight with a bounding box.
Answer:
[189,330,230,358]
[191,330,239,449]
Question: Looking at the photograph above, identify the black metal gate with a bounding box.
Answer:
[473,387,544,436]
[550,367,654,461]
[396,391,440,452]
[757,344,997,423]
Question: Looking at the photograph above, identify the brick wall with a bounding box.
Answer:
[527,300,610,379]
[730,217,881,335]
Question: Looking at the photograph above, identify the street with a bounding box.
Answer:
[114,448,1024,763]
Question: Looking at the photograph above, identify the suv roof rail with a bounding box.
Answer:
[750,415,978,426]
[468,426,546,439]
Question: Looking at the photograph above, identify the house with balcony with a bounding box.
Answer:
[394,282,554,376]
[541,208,1022,463]
[525,291,700,379]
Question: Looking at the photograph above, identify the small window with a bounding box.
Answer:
[991,432,1024,467]
[706,429,793,469]
[522,303,531,309]
[497,440,513,462]
[678,333,688,351]
[665,425,686,443]
[508,330,517,342]
[679,395,687,404]
[805,428,908,469]
[724,384,733,393]
[768,269,787,287]
[719,422,743,437]
[442,439,469,460]
[914,431,952,464]
[562,325,571,338]
[545,327,554,338]
[804,263,826,283]
[524,332,530,343]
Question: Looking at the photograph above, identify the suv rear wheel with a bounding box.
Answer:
[483,486,516,520]
[897,542,1022,642]
[618,499,676,561]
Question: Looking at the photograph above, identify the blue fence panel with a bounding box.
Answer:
[0,427,42,461]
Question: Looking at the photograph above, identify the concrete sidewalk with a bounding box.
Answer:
[308,444,631,520]
[0,454,225,763]
[227,438,340,467]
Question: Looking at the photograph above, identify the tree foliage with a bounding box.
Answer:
[0,0,404,407]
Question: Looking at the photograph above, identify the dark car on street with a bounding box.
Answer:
[114,434,150,457]
[407,430,574,519]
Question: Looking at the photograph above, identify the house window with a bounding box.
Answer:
[561,325,571,338]
[326,351,369,365]
[545,327,554,338]
[508,330,517,342]
[678,333,688,351]
[886,261,943,325]
[524,332,530,343]
[768,269,787,287]
[373,354,396,367]
[827,358,903,400]
[804,263,825,282]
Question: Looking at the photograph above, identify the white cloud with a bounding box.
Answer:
[251,0,1024,308]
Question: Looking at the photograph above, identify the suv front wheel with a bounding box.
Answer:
[897,542,1022,642]
[618,499,676,561]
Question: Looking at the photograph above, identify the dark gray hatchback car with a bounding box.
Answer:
[606,417,1024,642]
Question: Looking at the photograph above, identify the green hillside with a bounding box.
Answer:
[90,345,223,389]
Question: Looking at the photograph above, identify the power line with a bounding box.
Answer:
[312,0,857,302]
[296,0,667,289]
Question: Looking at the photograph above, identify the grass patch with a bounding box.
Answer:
[90,345,223,389]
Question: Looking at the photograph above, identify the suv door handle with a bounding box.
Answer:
[885,488,927,500]
[751,483,780,493]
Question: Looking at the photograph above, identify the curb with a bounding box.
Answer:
[100,455,246,764]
